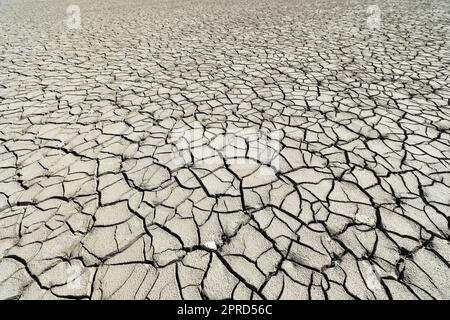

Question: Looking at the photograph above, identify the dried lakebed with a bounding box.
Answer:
[0,0,449,299]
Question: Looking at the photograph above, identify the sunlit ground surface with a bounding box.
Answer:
[0,0,449,299]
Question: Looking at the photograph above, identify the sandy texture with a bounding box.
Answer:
[0,0,449,299]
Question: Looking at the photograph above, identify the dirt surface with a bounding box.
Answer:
[0,0,449,299]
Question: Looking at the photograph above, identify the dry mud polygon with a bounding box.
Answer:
[0,0,449,300]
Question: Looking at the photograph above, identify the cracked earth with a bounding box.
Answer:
[1,0,450,300]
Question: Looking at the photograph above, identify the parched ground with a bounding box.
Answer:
[0,0,449,300]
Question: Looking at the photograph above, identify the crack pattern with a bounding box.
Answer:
[0,0,449,300]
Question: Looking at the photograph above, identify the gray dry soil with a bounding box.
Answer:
[0,0,450,300]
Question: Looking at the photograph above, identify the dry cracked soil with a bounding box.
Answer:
[0,0,450,300]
